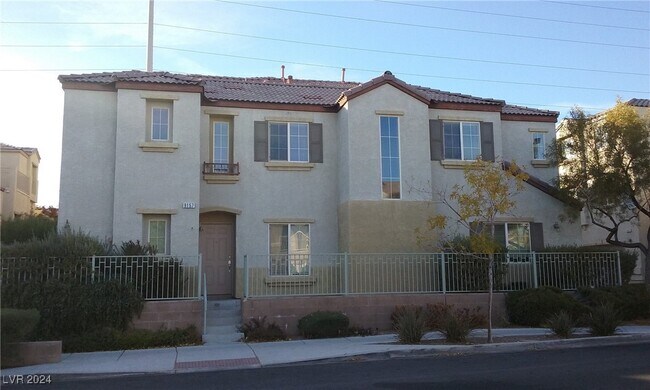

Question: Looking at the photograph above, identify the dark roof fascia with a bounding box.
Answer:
[501,113,558,123]
[115,81,203,93]
[502,160,581,209]
[201,98,340,113]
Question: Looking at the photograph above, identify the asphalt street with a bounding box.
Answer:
[5,342,650,389]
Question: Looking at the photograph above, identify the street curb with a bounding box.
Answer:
[282,333,650,366]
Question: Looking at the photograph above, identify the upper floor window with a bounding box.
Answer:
[151,107,170,141]
[254,121,323,165]
[380,116,401,199]
[443,121,480,160]
[269,223,310,276]
[532,132,546,160]
[269,122,309,162]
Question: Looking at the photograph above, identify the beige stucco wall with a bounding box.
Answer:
[501,120,557,183]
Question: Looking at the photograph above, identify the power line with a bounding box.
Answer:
[154,45,650,94]
[376,0,649,31]
[542,1,650,14]
[2,44,144,48]
[155,23,648,77]
[213,0,649,50]
[0,68,134,72]
[1,21,146,25]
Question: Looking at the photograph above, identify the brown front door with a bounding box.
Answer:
[199,224,234,296]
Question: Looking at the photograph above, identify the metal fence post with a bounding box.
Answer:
[343,252,349,295]
[440,252,446,294]
[616,251,622,286]
[243,255,249,298]
[531,252,538,288]
[197,253,203,298]
[91,255,96,284]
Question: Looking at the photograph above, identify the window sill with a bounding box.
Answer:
[264,162,315,171]
[440,160,475,169]
[264,275,316,287]
[138,142,179,153]
[531,159,550,167]
[203,174,240,184]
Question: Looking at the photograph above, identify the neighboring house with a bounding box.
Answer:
[0,143,40,220]
[58,70,584,298]
[572,99,649,282]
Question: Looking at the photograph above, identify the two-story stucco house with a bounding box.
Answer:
[1,143,40,220]
[58,70,584,299]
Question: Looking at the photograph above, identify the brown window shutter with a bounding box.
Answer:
[480,122,495,162]
[309,122,323,163]
[530,223,544,251]
[429,119,443,161]
[254,121,268,162]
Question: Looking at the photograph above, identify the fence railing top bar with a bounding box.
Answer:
[244,251,618,256]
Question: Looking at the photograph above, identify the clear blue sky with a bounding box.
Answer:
[1,0,649,207]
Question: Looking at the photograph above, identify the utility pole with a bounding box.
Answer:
[146,0,154,72]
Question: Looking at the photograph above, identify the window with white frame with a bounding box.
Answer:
[269,122,309,162]
[146,218,169,254]
[532,132,546,160]
[269,224,310,276]
[212,120,231,172]
[494,222,531,252]
[151,107,170,141]
[443,121,480,160]
[380,116,401,199]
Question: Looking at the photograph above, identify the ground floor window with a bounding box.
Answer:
[269,224,310,275]
[494,222,531,252]
[143,215,170,254]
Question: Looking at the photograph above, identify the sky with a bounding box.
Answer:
[1,0,649,208]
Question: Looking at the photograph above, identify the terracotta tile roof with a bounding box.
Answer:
[58,70,557,117]
[0,143,39,156]
[502,104,559,117]
[627,98,650,107]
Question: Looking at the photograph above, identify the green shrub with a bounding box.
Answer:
[579,284,650,321]
[119,240,156,255]
[444,254,508,291]
[425,303,486,343]
[298,311,350,339]
[543,245,637,285]
[1,280,143,340]
[506,287,588,326]
[62,326,201,353]
[589,303,621,336]
[546,310,575,338]
[0,308,40,344]
[239,317,287,342]
[391,305,423,330]
[1,215,57,245]
[1,227,112,260]
[395,306,427,344]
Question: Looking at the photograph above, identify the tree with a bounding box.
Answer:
[548,102,650,282]
[420,158,528,343]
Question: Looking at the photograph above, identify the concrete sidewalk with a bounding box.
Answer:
[3,326,650,377]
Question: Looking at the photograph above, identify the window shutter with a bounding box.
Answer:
[480,122,495,162]
[309,122,323,163]
[530,223,544,251]
[429,119,443,161]
[254,121,268,162]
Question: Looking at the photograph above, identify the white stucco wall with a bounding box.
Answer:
[199,108,340,266]
[58,89,117,240]
[111,89,201,255]
[501,120,557,183]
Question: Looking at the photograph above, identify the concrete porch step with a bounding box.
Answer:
[207,315,241,327]
[202,332,244,343]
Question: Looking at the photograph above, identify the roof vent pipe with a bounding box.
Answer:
[287,75,293,84]
[281,65,285,82]
[341,68,346,82]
